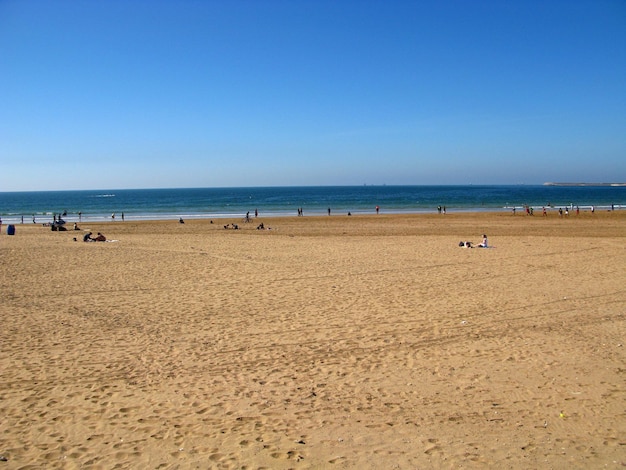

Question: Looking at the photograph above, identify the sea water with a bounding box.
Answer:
[0,185,624,224]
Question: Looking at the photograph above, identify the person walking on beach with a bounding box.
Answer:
[328,207,331,216]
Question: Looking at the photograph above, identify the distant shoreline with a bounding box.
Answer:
[543,182,626,187]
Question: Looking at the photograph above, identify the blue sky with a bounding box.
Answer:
[1,0,625,191]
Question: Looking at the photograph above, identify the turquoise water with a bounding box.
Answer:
[0,185,624,224]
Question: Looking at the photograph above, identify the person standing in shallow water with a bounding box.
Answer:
[328,208,331,216]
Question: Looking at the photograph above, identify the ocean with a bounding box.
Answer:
[0,185,624,224]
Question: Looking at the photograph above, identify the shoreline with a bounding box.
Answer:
[1,209,626,236]
[2,185,625,225]
[2,203,623,226]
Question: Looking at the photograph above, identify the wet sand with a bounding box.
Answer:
[1,211,625,468]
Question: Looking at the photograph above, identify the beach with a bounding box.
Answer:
[1,211,625,469]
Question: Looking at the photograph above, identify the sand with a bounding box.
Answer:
[1,211,625,469]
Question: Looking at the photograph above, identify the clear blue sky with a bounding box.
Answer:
[1,0,625,191]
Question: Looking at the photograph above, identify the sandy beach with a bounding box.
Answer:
[1,211,625,469]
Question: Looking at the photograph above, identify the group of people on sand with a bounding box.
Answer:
[83,232,106,242]
[460,234,489,249]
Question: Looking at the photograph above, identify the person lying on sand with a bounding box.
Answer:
[459,235,490,249]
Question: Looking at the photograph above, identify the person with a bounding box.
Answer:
[83,232,93,242]
[478,234,488,248]
[179,217,185,224]
[376,205,380,214]
[73,223,80,230]
[94,232,106,242]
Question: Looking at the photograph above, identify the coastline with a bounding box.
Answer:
[2,203,623,225]
[1,184,624,225]
[1,212,625,468]
[544,182,626,187]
